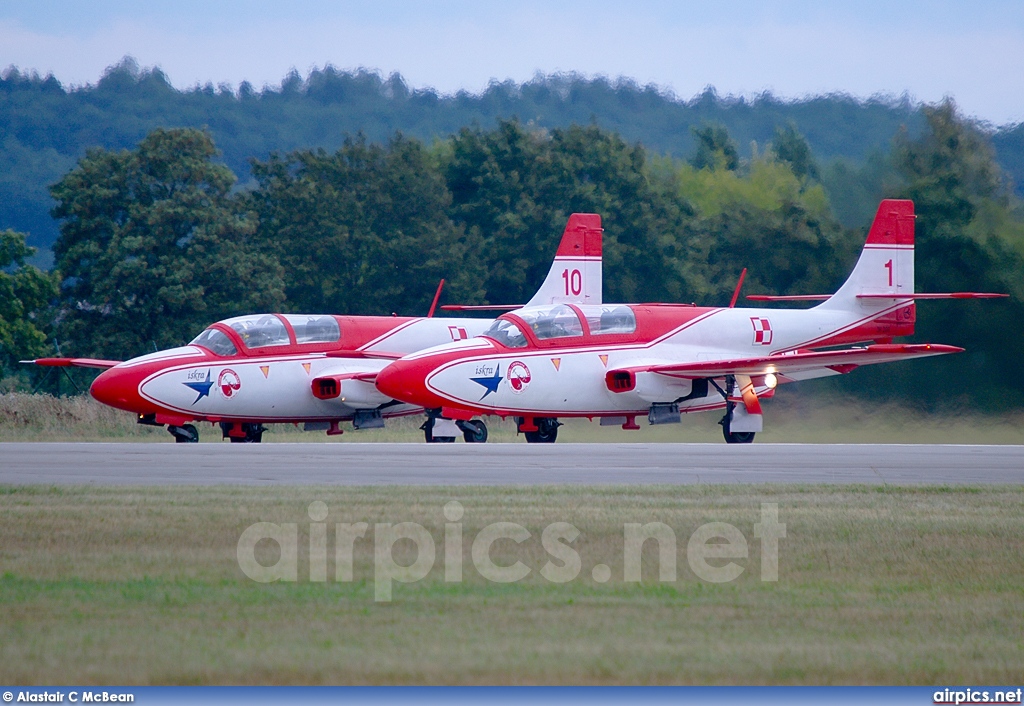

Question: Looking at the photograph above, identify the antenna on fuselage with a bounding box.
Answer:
[427,279,445,318]
[728,268,747,308]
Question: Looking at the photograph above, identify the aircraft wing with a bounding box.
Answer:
[21,357,122,369]
[618,343,963,379]
[327,350,405,360]
[316,371,379,383]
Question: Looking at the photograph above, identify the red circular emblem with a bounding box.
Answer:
[218,368,241,398]
[507,360,532,394]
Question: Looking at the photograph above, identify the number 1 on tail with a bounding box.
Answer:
[884,259,893,287]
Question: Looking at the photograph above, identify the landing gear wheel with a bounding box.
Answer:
[169,423,199,443]
[522,417,560,444]
[722,429,756,444]
[222,422,265,443]
[719,403,755,444]
[458,419,488,443]
[421,417,456,443]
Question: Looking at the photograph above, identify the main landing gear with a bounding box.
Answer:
[144,413,266,444]
[421,414,488,443]
[167,423,199,444]
[718,401,755,444]
[459,419,488,443]
[220,422,266,443]
[139,413,201,444]
[517,416,561,443]
[713,376,757,444]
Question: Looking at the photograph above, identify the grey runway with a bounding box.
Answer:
[1,442,1023,485]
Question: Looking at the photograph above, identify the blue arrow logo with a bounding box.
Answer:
[183,369,214,403]
[470,364,502,399]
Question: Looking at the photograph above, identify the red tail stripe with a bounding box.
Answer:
[555,213,603,257]
[865,199,915,246]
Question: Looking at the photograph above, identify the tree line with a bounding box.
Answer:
[2,101,1023,410]
[6,58,1024,261]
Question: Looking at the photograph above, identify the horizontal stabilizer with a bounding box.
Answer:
[440,304,523,312]
[616,343,963,379]
[856,292,1008,299]
[746,294,831,302]
[21,357,121,369]
[749,292,1007,302]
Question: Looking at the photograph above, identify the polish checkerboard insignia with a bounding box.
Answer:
[750,317,773,345]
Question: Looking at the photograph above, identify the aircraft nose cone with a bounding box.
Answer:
[90,366,140,412]
[376,359,438,408]
[375,360,417,403]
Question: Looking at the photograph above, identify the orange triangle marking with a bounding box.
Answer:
[302,363,311,375]
[551,357,561,371]
[599,355,609,367]
[260,365,270,378]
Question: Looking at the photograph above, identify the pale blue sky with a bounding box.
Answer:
[2,1,1022,124]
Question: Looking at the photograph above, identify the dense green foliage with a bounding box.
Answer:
[443,122,696,305]
[840,103,1024,407]
[50,129,284,359]
[248,135,482,316]
[2,59,1022,409]
[0,230,56,377]
[0,59,953,256]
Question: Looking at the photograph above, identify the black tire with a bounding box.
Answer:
[421,417,455,443]
[523,417,559,444]
[719,403,755,444]
[460,419,488,443]
[171,423,199,443]
[723,429,756,444]
[229,423,265,443]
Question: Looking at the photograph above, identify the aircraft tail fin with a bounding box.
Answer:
[817,199,916,320]
[751,198,1003,311]
[525,214,603,307]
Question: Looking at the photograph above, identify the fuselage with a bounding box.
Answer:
[90,313,491,426]
[375,299,916,418]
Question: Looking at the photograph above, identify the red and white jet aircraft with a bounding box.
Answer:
[375,200,1005,443]
[25,214,604,443]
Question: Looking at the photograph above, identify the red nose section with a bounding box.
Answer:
[90,365,151,413]
[375,358,448,409]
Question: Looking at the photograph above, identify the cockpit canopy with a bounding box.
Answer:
[190,328,238,356]
[482,318,528,348]
[225,314,290,348]
[287,314,342,344]
[481,304,636,348]
[189,314,341,355]
[518,304,585,340]
[581,304,636,335]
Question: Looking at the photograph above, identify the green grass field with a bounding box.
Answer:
[3,391,1024,443]
[1,484,1022,684]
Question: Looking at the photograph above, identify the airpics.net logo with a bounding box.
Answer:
[236,501,786,601]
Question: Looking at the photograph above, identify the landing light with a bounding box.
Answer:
[764,372,778,389]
